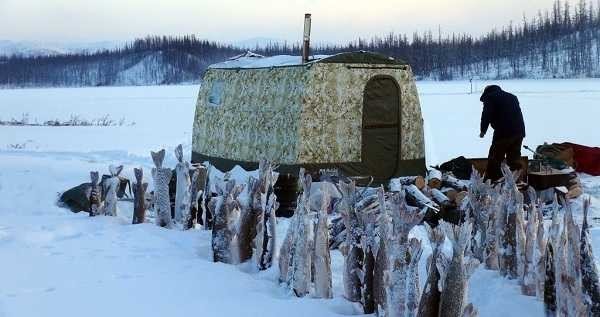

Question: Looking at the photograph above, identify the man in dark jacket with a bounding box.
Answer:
[480,85,526,181]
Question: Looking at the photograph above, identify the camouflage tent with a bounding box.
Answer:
[192,51,426,184]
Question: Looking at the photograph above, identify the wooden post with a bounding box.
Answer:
[132,167,148,224]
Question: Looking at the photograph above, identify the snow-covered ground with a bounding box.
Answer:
[0,79,599,316]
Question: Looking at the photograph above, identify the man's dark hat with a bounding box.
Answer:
[480,85,502,102]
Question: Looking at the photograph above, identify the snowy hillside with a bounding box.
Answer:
[0,40,120,57]
[0,80,599,316]
[421,36,600,80]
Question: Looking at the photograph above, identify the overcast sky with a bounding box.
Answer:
[0,0,558,44]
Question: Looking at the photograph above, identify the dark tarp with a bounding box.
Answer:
[318,51,406,66]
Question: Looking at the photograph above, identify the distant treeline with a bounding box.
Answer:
[1,0,600,87]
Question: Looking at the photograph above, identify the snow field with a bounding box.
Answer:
[0,79,599,316]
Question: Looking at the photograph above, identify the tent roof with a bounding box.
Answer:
[208,51,406,69]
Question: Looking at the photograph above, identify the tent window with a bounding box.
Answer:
[208,80,224,106]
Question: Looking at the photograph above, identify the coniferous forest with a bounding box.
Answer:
[1,0,600,87]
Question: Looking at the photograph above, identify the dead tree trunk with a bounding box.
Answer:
[89,171,102,217]
[314,185,333,299]
[174,144,192,229]
[132,168,148,224]
[151,150,173,228]
[103,165,123,217]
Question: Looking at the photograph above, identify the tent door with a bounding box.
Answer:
[362,76,401,181]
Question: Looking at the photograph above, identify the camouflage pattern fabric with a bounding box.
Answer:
[192,58,425,167]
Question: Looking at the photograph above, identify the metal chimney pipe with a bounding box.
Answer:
[302,13,311,64]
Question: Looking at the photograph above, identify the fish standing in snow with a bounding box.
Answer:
[210,179,243,264]
[132,167,148,224]
[580,198,600,315]
[314,185,333,299]
[151,149,173,228]
[89,171,102,217]
[438,221,479,317]
[339,179,363,303]
[103,164,123,217]
[417,225,445,317]
[174,144,192,229]
[374,187,390,314]
[291,173,314,297]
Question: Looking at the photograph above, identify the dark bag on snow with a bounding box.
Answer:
[438,156,473,180]
[58,175,131,213]
[58,183,93,213]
